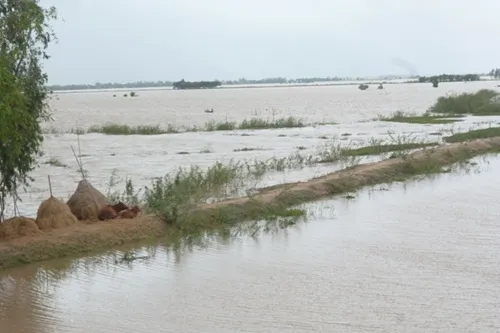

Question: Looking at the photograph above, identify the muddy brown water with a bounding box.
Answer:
[1,155,499,332]
[6,81,500,218]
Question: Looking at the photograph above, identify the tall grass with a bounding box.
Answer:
[443,126,500,143]
[238,116,305,129]
[428,89,500,115]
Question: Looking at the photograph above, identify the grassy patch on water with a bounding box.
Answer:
[341,142,438,156]
[79,117,306,135]
[88,124,167,135]
[238,116,305,129]
[443,127,500,143]
[43,157,68,168]
[378,111,463,124]
[429,89,500,115]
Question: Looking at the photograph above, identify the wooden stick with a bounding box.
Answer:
[70,145,86,180]
[48,175,53,197]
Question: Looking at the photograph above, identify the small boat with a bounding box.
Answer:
[204,108,214,113]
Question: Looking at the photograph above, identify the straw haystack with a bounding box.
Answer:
[0,217,41,241]
[66,179,111,221]
[36,196,78,230]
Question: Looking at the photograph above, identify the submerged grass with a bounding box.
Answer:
[443,127,500,143]
[378,111,463,124]
[88,124,167,135]
[341,142,438,156]
[45,117,308,135]
[238,116,305,129]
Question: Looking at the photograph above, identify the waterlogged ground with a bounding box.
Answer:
[4,81,500,217]
[1,155,499,333]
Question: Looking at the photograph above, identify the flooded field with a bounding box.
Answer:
[1,155,499,333]
[5,81,500,218]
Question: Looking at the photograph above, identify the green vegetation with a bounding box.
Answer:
[239,117,305,129]
[233,147,267,152]
[487,68,500,79]
[443,127,500,143]
[429,89,500,115]
[87,124,167,135]
[105,134,500,239]
[44,157,68,168]
[378,111,463,124]
[0,1,57,221]
[55,117,308,135]
[417,74,480,83]
[379,90,500,125]
[203,120,236,131]
[341,142,438,156]
[107,132,449,235]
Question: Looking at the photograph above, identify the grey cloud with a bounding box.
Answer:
[40,0,500,84]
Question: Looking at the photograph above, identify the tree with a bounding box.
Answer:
[0,0,57,221]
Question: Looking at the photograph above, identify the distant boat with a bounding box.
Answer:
[377,84,383,89]
[204,108,214,113]
[358,84,369,90]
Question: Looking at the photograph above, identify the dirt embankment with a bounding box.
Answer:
[1,137,500,270]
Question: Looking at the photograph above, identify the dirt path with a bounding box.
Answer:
[1,137,500,270]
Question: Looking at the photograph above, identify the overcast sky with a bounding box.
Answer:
[40,0,500,85]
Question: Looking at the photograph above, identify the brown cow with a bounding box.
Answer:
[98,205,118,221]
[111,201,129,214]
[118,205,142,219]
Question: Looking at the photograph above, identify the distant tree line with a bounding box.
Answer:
[47,75,409,91]
[417,74,480,83]
[48,80,175,91]
[222,76,347,85]
[488,68,500,79]
[172,79,222,90]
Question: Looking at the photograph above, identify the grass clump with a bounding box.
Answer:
[88,124,167,135]
[233,147,266,152]
[429,89,500,115]
[43,157,68,168]
[378,111,462,124]
[443,127,500,143]
[203,120,237,131]
[238,116,305,130]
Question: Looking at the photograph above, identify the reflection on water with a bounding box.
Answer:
[1,155,499,332]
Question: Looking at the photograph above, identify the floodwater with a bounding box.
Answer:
[1,155,499,332]
[6,81,500,218]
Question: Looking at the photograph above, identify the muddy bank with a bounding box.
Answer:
[1,137,500,270]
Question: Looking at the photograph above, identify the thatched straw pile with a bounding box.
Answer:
[0,217,41,241]
[66,180,111,221]
[36,196,78,230]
